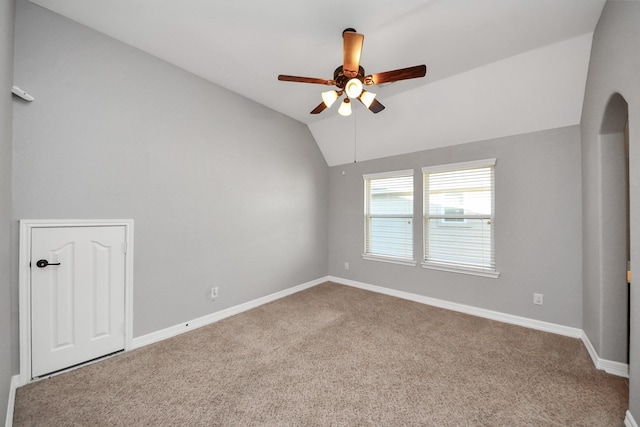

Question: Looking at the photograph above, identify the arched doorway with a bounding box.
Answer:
[598,93,630,365]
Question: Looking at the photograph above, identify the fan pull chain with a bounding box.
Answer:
[353,108,357,163]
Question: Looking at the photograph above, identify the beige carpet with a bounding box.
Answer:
[14,282,628,426]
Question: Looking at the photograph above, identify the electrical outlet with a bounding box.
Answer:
[533,293,543,305]
[344,262,349,270]
[209,287,219,300]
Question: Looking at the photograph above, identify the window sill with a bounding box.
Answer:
[421,262,500,278]
[362,254,417,267]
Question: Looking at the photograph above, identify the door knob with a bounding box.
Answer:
[36,259,61,268]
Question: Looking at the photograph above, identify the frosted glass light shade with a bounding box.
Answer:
[345,78,363,98]
[360,91,376,108]
[338,98,352,116]
[321,90,339,108]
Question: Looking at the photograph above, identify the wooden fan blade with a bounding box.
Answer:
[310,102,327,114]
[367,65,427,85]
[343,32,364,74]
[367,98,385,114]
[278,75,334,85]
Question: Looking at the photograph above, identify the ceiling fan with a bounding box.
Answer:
[278,28,427,117]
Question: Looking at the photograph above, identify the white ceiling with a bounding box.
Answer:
[28,0,606,166]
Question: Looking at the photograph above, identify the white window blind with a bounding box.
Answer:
[423,159,496,274]
[363,170,414,263]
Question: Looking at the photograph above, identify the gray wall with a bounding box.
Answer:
[12,0,328,371]
[1,0,15,422]
[329,126,583,328]
[581,0,640,420]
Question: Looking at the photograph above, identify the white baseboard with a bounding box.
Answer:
[581,331,629,378]
[5,375,19,427]
[328,276,631,378]
[328,276,583,338]
[132,277,329,349]
[626,410,639,427]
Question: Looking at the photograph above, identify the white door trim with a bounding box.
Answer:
[19,219,134,385]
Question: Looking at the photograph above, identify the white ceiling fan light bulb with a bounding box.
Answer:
[360,90,376,108]
[345,78,363,98]
[338,98,352,116]
[321,90,339,108]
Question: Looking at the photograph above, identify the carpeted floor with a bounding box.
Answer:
[14,282,628,426]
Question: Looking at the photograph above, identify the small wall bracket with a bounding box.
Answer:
[12,85,34,101]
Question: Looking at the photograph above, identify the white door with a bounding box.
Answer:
[31,226,126,377]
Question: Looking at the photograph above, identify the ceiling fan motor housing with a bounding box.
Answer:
[333,65,365,88]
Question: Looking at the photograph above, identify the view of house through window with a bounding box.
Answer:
[422,159,497,276]
[363,170,414,264]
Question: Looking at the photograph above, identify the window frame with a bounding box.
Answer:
[422,159,499,278]
[362,169,416,266]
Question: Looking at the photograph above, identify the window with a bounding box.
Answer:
[363,170,415,265]
[422,159,498,277]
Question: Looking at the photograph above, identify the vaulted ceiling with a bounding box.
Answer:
[28,0,606,165]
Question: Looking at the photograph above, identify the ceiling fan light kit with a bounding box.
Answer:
[345,78,363,98]
[359,90,376,108]
[338,98,352,117]
[278,28,426,116]
[321,90,340,108]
